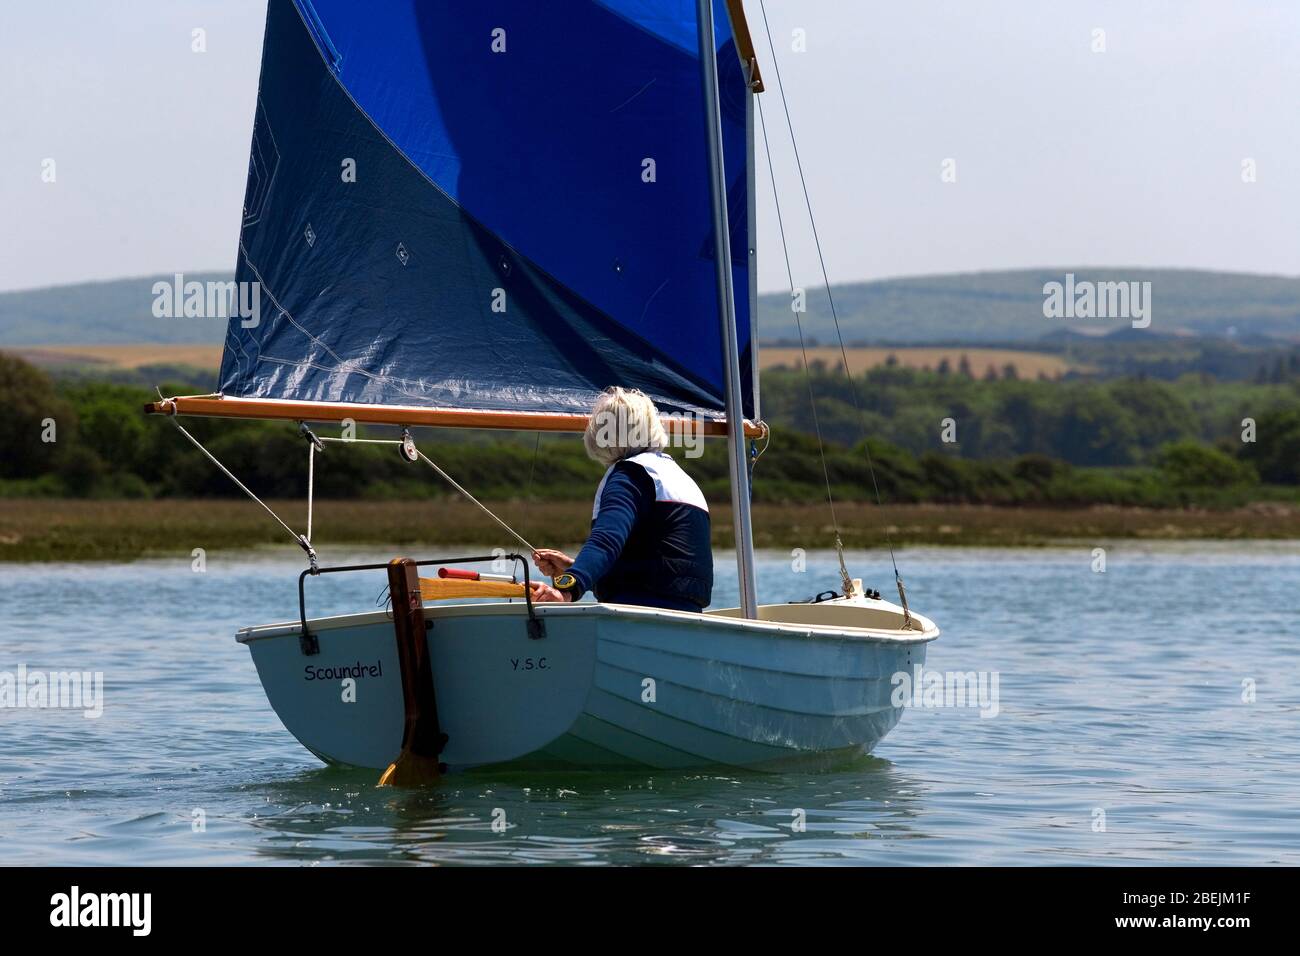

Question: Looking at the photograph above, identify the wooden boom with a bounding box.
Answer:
[143,394,766,439]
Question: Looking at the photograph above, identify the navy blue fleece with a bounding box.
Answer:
[567,466,648,600]
[564,462,711,611]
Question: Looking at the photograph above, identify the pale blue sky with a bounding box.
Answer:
[2,0,1296,294]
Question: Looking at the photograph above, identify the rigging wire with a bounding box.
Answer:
[317,437,403,445]
[166,416,317,566]
[755,92,853,598]
[755,0,914,624]
[526,432,542,494]
[306,442,315,542]
[318,435,537,553]
[520,431,543,549]
[416,449,536,554]
[165,416,536,571]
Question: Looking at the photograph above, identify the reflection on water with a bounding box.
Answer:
[1,543,1297,865]
[236,755,920,866]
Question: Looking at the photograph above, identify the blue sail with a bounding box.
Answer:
[220,0,755,420]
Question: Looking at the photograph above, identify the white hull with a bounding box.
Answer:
[238,597,937,772]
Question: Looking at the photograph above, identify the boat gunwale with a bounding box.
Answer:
[235,599,939,646]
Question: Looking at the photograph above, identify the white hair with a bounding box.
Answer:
[583,387,669,466]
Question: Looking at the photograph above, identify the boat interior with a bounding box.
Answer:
[707,599,931,635]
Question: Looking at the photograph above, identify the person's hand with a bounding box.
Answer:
[532,548,574,577]
[529,580,572,603]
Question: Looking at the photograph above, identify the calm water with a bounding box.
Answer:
[1,542,1297,866]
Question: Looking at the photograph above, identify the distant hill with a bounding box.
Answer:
[0,273,232,345]
[2,268,1296,347]
[757,268,1300,345]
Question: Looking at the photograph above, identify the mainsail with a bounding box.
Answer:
[220,0,758,422]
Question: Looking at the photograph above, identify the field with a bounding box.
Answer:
[3,343,224,371]
[2,498,1296,562]
[759,346,1086,378]
[5,343,1089,380]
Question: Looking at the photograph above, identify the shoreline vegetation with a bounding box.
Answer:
[2,498,1297,562]
[2,340,1297,562]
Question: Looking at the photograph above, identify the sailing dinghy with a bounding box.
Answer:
[147,0,938,776]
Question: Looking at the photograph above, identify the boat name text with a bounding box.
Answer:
[304,660,383,681]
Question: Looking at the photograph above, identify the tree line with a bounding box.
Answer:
[1,353,1297,508]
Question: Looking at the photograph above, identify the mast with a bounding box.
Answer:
[697,0,759,619]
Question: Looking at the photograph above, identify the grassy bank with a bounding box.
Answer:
[2,498,1297,562]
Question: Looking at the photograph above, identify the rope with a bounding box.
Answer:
[756,91,853,598]
[165,417,535,570]
[306,442,315,542]
[318,435,537,554]
[415,450,535,554]
[520,431,543,547]
[757,0,912,624]
[167,417,315,562]
[750,422,772,464]
[318,437,400,444]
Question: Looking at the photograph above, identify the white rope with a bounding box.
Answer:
[167,418,307,550]
[324,435,536,552]
[306,443,315,542]
[318,437,401,445]
[320,434,535,551]
[415,450,535,554]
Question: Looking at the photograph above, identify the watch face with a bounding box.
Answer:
[554,573,576,589]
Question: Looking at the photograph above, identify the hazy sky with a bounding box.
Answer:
[2,0,1296,294]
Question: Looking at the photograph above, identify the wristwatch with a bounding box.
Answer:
[553,572,579,599]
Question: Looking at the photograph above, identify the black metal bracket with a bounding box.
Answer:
[517,552,546,641]
[297,551,544,655]
[298,421,324,453]
[297,567,323,655]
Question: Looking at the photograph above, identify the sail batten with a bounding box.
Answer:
[217,0,756,423]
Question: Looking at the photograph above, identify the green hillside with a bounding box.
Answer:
[2,268,1296,347]
[0,273,232,345]
[757,268,1300,345]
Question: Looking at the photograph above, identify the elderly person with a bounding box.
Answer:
[529,387,712,611]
